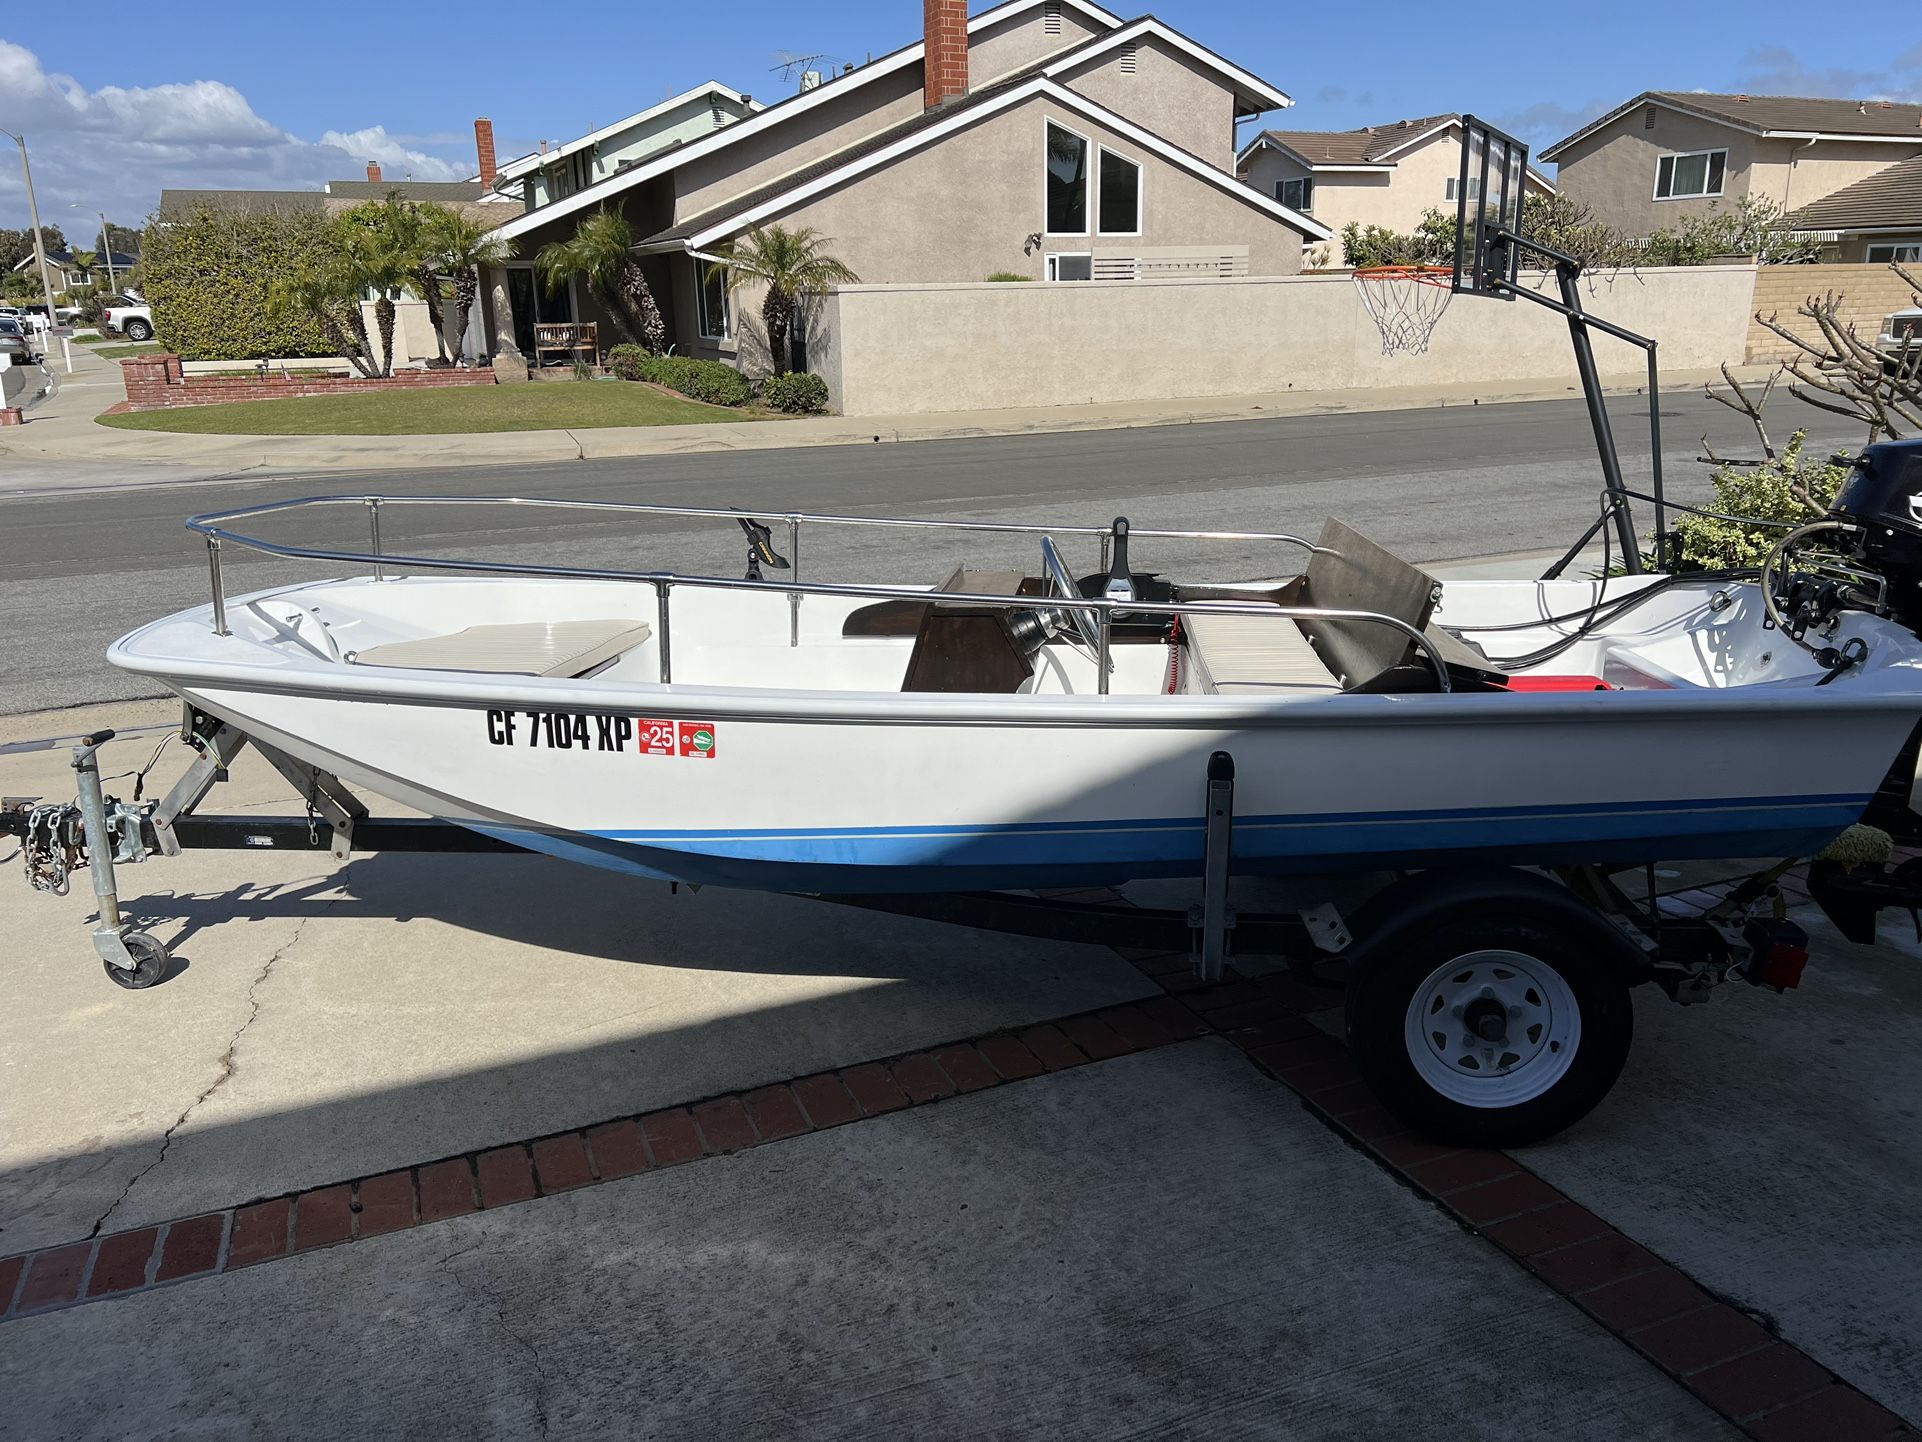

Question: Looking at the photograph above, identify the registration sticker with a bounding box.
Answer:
[636,718,677,756]
[678,722,718,759]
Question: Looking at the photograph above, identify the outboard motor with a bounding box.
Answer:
[1826,438,1922,635]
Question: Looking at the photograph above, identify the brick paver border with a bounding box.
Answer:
[2,901,1909,1441]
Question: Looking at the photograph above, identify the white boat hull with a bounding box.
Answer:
[111,572,1922,892]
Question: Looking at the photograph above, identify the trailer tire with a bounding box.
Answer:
[1343,870,1638,1149]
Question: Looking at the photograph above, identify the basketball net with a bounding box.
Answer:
[1353,266,1455,355]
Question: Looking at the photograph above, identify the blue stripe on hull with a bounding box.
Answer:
[466,793,1870,893]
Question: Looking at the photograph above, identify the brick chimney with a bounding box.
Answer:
[366,160,382,183]
[924,0,969,110]
[475,118,498,189]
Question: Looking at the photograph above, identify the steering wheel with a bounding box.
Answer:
[1760,518,1868,657]
[1039,536,1104,654]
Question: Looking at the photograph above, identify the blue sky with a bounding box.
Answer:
[3,0,1919,230]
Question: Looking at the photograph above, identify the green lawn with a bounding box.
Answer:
[97,380,762,435]
[91,342,167,360]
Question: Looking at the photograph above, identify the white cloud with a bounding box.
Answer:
[0,40,472,229]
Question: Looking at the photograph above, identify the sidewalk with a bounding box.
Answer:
[0,347,1773,483]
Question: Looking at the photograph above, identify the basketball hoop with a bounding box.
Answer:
[1353,265,1455,355]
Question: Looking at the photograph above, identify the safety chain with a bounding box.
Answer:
[22,802,84,896]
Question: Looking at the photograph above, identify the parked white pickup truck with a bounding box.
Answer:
[102,298,154,342]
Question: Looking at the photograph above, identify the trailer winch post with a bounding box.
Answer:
[1192,750,1236,982]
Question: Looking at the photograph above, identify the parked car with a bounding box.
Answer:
[103,301,154,342]
[0,316,41,365]
[1880,306,1921,366]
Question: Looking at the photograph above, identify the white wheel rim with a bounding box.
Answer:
[1403,949,1582,1108]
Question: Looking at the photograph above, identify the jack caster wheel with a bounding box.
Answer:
[102,931,171,990]
[1344,872,1638,1148]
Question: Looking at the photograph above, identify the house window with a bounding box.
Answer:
[1046,252,1092,281]
[1275,177,1312,214]
[697,263,732,339]
[1098,148,1141,234]
[1866,240,1922,263]
[1655,148,1727,200]
[1046,123,1089,233]
[1445,176,1480,201]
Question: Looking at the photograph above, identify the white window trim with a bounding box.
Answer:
[1095,144,1143,237]
[1045,251,1093,281]
[1653,147,1727,201]
[1275,176,1313,215]
[1044,119,1095,237]
[1865,239,1922,263]
[696,262,732,340]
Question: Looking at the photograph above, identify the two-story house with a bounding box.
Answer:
[481,0,1327,371]
[1541,92,1922,243]
[1236,113,1554,254]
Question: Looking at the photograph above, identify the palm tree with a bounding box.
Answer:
[273,257,381,378]
[535,208,664,353]
[424,208,514,365]
[69,248,98,287]
[338,196,427,376]
[710,225,859,374]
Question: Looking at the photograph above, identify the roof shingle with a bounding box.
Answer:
[1249,113,1457,167]
[1786,152,1922,233]
[1544,92,1922,159]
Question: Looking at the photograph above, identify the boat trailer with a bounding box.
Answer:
[7,704,1891,1003]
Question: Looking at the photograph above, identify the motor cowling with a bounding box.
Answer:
[1829,438,1922,633]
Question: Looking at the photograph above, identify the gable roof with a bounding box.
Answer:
[492,0,1292,243]
[641,72,1330,251]
[1542,92,1922,161]
[1041,16,1291,114]
[12,247,139,271]
[1241,113,1457,169]
[1237,114,1555,192]
[494,81,762,186]
[1785,152,1922,234]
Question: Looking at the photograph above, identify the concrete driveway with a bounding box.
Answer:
[1,710,1915,1440]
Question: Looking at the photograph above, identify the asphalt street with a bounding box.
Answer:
[0,390,1864,715]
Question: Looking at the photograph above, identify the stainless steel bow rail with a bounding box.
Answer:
[183,493,1454,695]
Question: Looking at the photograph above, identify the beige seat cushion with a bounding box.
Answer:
[1183,608,1340,694]
[351,620,651,678]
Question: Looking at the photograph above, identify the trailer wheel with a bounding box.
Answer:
[1343,873,1637,1148]
[102,931,170,990]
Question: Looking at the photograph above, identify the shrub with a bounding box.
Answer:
[1672,431,1851,571]
[141,205,340,360]
[608,347,751,406]
[762,371,830,414]
[985,271,1033,282]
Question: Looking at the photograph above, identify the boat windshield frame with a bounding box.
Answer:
[183,494,1452,695]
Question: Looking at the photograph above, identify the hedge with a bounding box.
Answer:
[607,346,752,407]
[761,371,829,414]
[139,205,339,360]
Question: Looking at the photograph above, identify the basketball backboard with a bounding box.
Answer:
[1452,115,1530,298]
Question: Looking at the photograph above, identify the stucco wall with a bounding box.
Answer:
[1554,107,1766,236]
[970,4,1101,84]
[1773,141,1922,214]
[723,92,1306,291]
[1746,262,1918,362]
[1058,38,1237,170]
[673,8,1090,224]
[1241,127,1553,253]
[812,264,1760,414]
